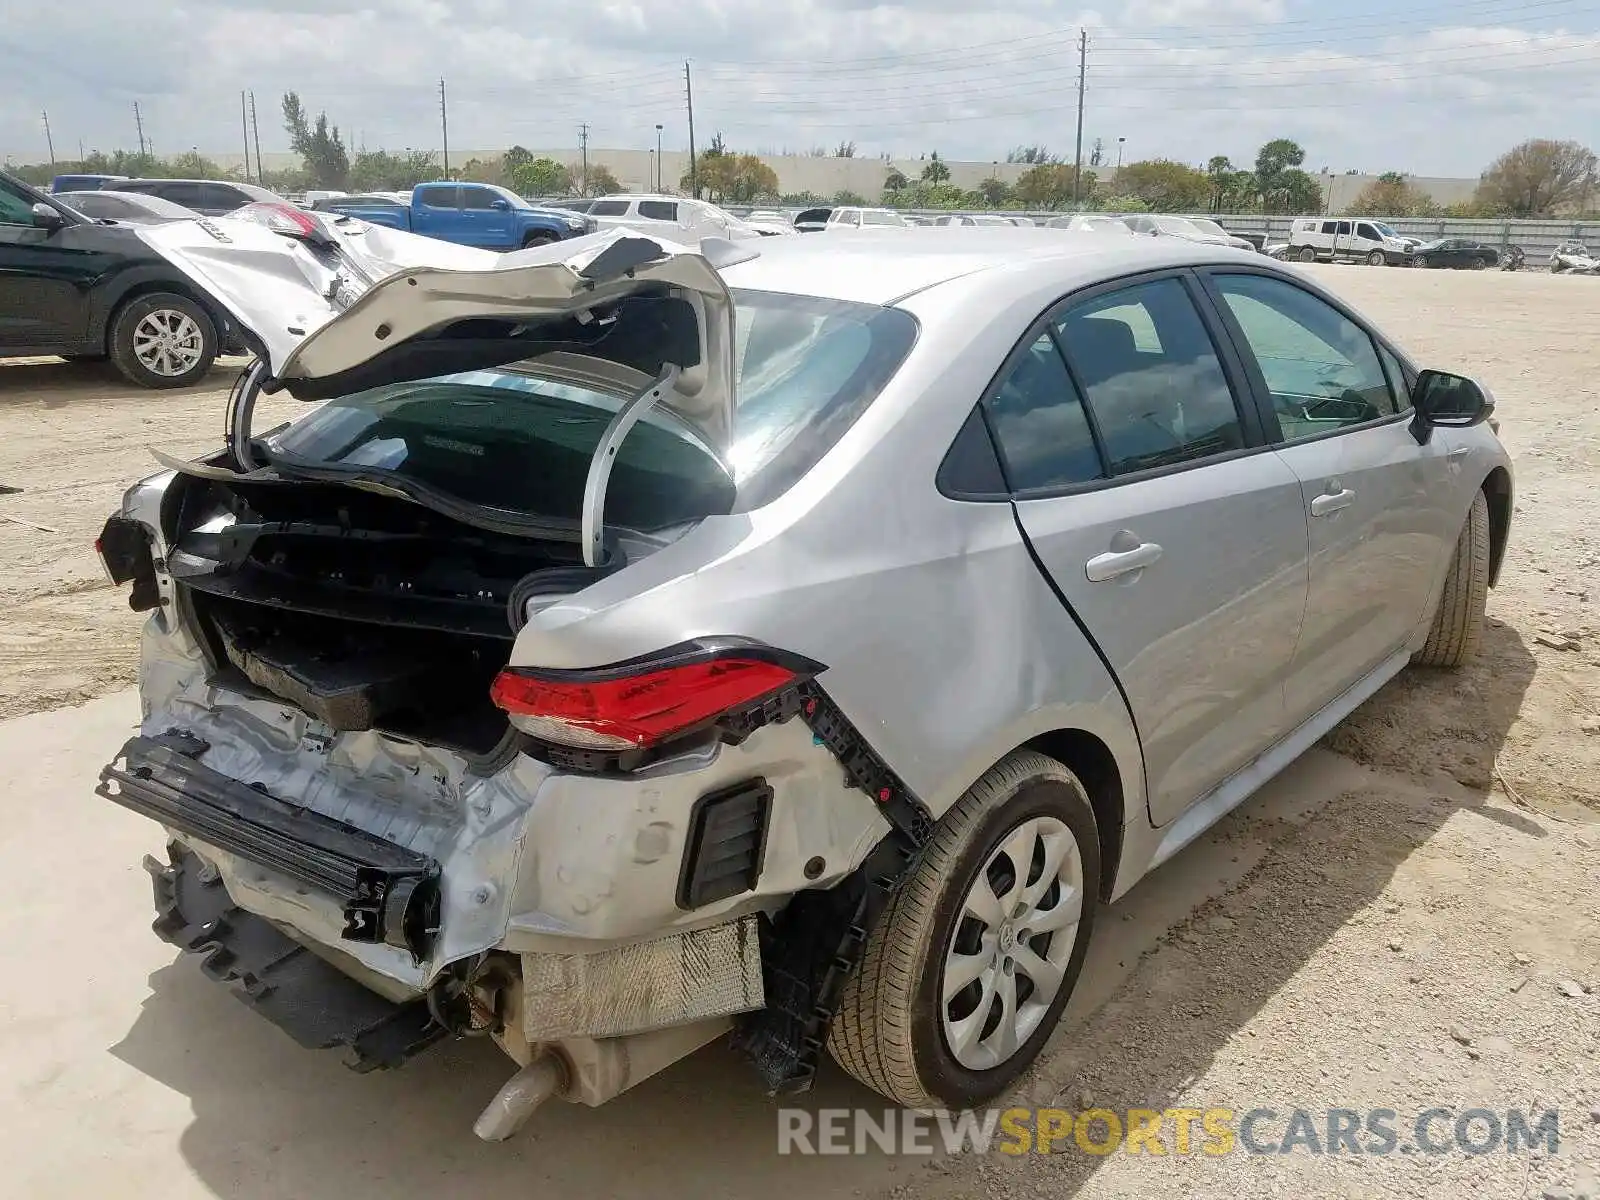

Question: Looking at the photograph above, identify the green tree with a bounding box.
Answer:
[1007,145,1059,164]
[348,149,438,190]
[884,167,909,193]
[920,151,950,185]
[1254,138,1309,213]
[978,175,1014,207]
[833,140,857,158]
[1279,169,1322,214]
[512,157,573,196]
[1474,138,1598,216]
[1115,159,1210,211]
[281,91,349,189]
[502,145,534,178]
[832,189,867,205]
[1015,163,1073,209]
[1100,194,1148,212]
[585,164,623,195]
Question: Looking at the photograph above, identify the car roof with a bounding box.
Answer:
[719,227,1261,306]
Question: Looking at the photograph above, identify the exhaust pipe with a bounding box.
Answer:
[473,1054,565,1142]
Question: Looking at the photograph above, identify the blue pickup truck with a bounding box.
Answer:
[328,182,592,249]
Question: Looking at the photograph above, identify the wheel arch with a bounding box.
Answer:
[1019,727,1126,902]
[1481,466,1512,587]
[94,275,228,354]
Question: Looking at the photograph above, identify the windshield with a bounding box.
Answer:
[863,210,907,227]
[1371,222,1400,238]
[261,289,919,528]
[1188,218,1229,237]
[483,184,533,211]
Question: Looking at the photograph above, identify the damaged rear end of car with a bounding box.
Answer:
[96,213,922,1139]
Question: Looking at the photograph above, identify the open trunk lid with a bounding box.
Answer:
[135,215,748,451]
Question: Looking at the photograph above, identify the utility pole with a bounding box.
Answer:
[134,101,146,159]
[579,122,589,195]
[439,78,450,178]
[684,61,698,199]
[1071,29,1087,208]
[249,92,263,185]
[240,91,252,182]
[42,111,55,167]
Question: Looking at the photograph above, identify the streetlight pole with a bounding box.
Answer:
[655,124,663,191]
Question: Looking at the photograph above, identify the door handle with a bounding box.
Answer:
[1085,541,1163,582]
[1310,488,1356,516]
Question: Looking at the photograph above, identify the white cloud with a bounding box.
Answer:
[4,0,1599,175]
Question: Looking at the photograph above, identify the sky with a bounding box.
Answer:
[4,0,1599,176]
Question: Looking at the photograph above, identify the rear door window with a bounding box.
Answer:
[637,200,678,221]
[155,182,207,210]
[1052,277,1247,477]
[983,333,1104,491]
[417,186,459,209]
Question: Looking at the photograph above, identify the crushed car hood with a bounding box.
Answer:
[136,216,749,450]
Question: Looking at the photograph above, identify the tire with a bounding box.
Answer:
[109,293,216,389]
[522,231,558,248]
[1297,246,1318,262]
[1414,490,1490,669]
[827,750,1101,1108]
[1367,250,1386,266]
[1414,255,1429,269]
[1472,258,1489,270]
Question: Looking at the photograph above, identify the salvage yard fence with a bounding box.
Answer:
[727,209,1600,262]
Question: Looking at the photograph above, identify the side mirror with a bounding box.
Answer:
[31,202,66,231]
[489,198,510,211]
[1409,369,1494,445]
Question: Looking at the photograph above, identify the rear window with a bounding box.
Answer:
[261,290,919,528]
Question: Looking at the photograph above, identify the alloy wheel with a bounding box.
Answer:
[940,815,1084,1070]
[132,309,205,378]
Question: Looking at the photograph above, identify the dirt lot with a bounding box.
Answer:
[1,266,1597,1198]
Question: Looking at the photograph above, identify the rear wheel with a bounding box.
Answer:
[827,750,1100,1107]
[1414,490,1490,669]
[109,294,216,389]
[1297,246,1318,263]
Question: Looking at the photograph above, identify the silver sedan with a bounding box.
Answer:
[98,224,1511,1136]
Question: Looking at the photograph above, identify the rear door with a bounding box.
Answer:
[1200,267,1458,724]
[988,272,1309,826]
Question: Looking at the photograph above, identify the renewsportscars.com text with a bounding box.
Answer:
[777,1106,1562,1157]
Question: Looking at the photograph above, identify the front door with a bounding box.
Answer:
[985,274,1309,826]
[1201,268,1458,724]
[0,181,99,351]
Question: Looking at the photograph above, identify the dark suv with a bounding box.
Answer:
[0,169,242,388]
[116,178,283,217]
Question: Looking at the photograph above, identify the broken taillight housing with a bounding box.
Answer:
[491,645,818,751]
[229,201,333,245]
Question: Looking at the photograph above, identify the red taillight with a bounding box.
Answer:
[229,201,327,242]
[491,655,803,750]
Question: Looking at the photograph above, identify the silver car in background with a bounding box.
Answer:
[96,221,1511,1140]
